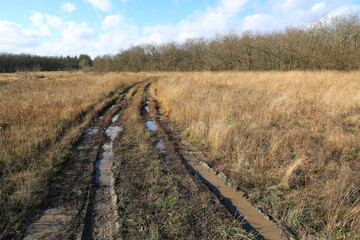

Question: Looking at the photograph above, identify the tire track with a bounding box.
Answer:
[145,90,290,240]
[23,83,138,240]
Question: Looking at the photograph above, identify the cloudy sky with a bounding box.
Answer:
[1,0,359,58]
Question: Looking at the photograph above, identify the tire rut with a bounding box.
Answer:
[23,84,136,240]
[144,88,290,240]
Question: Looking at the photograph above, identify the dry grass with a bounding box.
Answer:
[153,71,360,237]
[0,71,142,173]
[0,71,143,237]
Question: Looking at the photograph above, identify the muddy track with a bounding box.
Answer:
[144,86,290,240]
[22,79,288,240]
[22,81,144,240]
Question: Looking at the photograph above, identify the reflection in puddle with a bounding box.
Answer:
[145,101,150,112]
[112,115,119,123]
[146,121,157,131]
[110,105,115,110]
[88,127,99,135]
[95,126,122,184]
[98,116,104,120]
[156,140,166,153]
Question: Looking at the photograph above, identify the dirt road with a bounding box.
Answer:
[21,80,289,240]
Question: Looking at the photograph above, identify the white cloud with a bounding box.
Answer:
[0,20,41,51]
[45,15,63,29]
[84,0,112,11]
[102,15,125,30]
[312,1,325,12]
[61,2,76,13]
[62,21,95,43]
[140,0,248,44]
[4,0,360,58]
[29,12,44,26]
[327,6,360,18]
[241,14,277,32]
[221,0,248,14]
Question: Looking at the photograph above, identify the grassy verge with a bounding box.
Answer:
[153,71,360,239]
[0,71,144,238]
[112,85,255,239]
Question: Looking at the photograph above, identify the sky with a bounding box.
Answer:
[0,0,360,58]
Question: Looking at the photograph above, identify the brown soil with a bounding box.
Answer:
[20,80,290,240]
[145,94,291,240]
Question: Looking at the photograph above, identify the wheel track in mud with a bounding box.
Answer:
[22,81,145,240]
[143,83,291,240]
[23,79,290,240]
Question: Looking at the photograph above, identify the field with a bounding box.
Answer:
[0,71,359,239]
[154,71,360,238]
[0,71,144,238]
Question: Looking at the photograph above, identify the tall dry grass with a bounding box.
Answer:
[0,71,143,237]
[154,71,360,237]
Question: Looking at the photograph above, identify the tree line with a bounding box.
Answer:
[93,13,360,72]
[1,13,359,73]
[0,54,92,73]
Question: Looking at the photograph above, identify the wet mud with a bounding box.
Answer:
[145,96,289,240]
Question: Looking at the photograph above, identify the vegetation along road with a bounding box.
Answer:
[1,71,359,240]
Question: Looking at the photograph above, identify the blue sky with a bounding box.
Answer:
[0,0,360,58]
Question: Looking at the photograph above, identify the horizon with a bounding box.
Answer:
[1,0,360,58]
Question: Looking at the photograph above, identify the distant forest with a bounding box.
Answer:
[0,54,92,73]
[1,13,360,72]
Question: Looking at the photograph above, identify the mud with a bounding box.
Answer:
[90,122,122,239]
[156,140,166,153]
[185,156,287,240]
[147,98,289,240]
[24,207,74,240]
[23,88,131,239]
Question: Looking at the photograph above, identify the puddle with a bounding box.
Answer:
[98,116,104,120]
[146,121,157,131]
[158,116,165,121]
[156,140,166,153]
[76,127,99,150]
[96,126,122,184]
[185,157,287,240]
[112,114,119,123]
[110,105,115,110]
[92,123,121,238]
[88,127,99,136]
[145,101,150,112]
[105,126,122,141]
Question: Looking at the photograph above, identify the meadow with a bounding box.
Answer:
[0,71,359,239]
[0,71,143,237]
[153,71,360,238]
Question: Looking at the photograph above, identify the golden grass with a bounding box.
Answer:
[153,71,360,237]
[0,71,144,237]
[0,72,141,171]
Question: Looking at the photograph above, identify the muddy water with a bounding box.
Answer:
[156,140,166,153]
[146,121,157,131]
[91,122,121,239]
[144,112,287,239]
[185,157,288,240]
[145,101,150,112]
[111,114,119,123]
[95,126,122,184]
